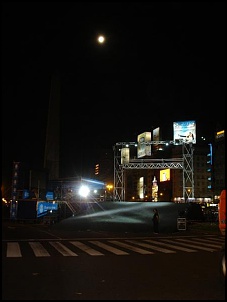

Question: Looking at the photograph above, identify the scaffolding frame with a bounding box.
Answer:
[113,140,194,202]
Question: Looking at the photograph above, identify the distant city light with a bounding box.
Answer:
[106,184,113,190]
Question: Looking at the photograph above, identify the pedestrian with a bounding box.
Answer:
[152,208,159,234]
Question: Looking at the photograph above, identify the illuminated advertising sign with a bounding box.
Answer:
[137,132,151,158]
[160,169,170,182]
[138,177,144,199]
[121,148,130,164]
[37,201,58,217]
[173,120,196,144]
[152,176,158,201]
[153,127,160,151]
[153,127,160,142]
[215,130,224,140]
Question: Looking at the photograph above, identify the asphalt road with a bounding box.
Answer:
[2,202,225,300]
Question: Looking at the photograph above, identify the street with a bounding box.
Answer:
[2,248,225,300]
[2,214,225,300]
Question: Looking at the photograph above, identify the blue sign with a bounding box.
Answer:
[45,191,54,200]
[37,201,58,217]
[23,189,30,199]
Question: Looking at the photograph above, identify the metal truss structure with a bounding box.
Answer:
[113,140,194,202]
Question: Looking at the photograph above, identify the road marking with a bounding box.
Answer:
[109,240,153,254]
[144,239,197,252]
[3,237,224,258]
[205,237,225,243]
[89,241,129,255]
[6,242,22,257]
[125,239,176,253]
[185,237,223,248]
[50,242,78,256]
[29,242,50,257]
[70,241,104,256]
[168,239,218,251]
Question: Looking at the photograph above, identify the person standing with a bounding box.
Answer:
[152,208,159,234]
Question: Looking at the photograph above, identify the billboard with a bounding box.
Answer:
[37,201,58,218]
[160,169,170,182]
[137,132,151,158]
[153,127,161,151]
[152,176,158,201]
[138,177,144,199]
[173,120,196,144]
[121,148,130,164]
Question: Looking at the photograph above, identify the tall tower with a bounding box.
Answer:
[44,72,60,180]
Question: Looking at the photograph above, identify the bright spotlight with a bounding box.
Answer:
[79,185,90,198]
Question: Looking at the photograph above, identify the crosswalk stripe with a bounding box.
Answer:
[205,237,225,243]
[7,242,22,257]
[3,237,224,258]
[108,240,153,254]
[29,242,50,257]
[89,240,129,255]
[183,238,223,248]
[70,241,104,256]
[50,242,78,256]
[171,239,219,251]
[162,239,215,252]
[125,239,176,253]
[144,239,197,252]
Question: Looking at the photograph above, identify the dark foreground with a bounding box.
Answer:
[2,201,225,300]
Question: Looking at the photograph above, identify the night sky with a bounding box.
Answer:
[2,2,226,192]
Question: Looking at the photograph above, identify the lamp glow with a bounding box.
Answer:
[78,185,90,198]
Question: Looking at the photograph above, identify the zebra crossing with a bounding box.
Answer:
[2,236,225,258]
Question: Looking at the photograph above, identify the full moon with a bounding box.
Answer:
[97,35,105,44]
